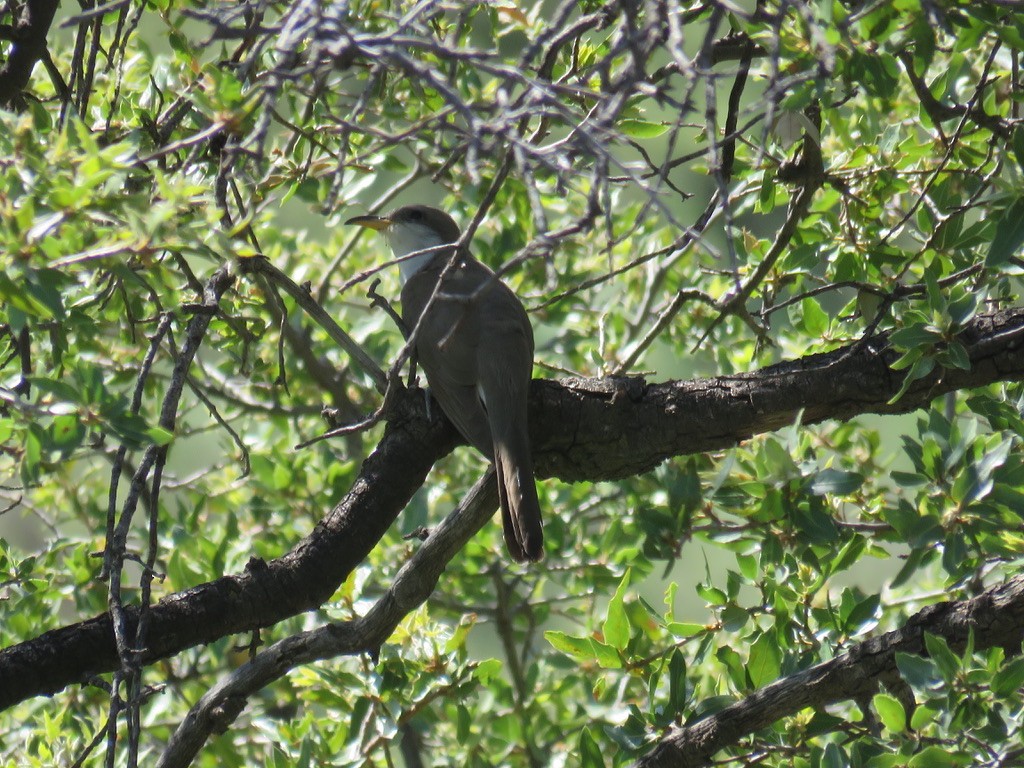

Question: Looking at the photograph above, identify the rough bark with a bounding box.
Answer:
[1,307,1023,710]
[635,575,1024,767]
[0,0,59,107]
[0,393,460,711]
[532,307,1024,480]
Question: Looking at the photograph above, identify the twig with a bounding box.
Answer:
[242,256,388,394]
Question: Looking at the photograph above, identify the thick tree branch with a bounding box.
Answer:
[634,575,1024,768]
[0,0,59,108]
[0,389,461,711]
[1,308,1023,711]
[534,307,1024,481]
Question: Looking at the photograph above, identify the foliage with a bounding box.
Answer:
[1,1,1023,767]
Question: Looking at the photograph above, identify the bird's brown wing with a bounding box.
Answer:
[401,257,493,456]
[402,253,543,561]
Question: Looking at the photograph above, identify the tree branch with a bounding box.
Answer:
[0,388,461,711]
[1,308,1023,711]
[154,471,500,768]
[0,0,59,108]
[534,307,1024,481]
[634,575,1024,768]
[239,255,389,395]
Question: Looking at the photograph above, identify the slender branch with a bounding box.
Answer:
[154,471,501,768]
[103,269,235,765]
[240,256,389,394]
[692,113,825,351]
[895,48,1010,139]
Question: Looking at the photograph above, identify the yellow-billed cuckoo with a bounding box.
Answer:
[346,205,544,562]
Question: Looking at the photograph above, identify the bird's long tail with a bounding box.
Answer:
[494,435,544,562]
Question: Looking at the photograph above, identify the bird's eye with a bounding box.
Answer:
[409,209,423,221]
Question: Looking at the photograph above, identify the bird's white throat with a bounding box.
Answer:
[386,222,452,283]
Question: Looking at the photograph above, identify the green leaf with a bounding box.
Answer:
[844,593,880,633]
[589,638,623,669]
[664,581,678,623]
[472,658,502,684]
[889,346,923,372]
[830,534,866,574]
[735,552,758,581]
[545,631,595,662]
[168,29,191,56]
[924,633,961,681]
[941,532,969,577]
[540,631,622,668]
[579,727,605,768]
[456,705,471,742]
[947,291,977,326]
[748,632,781,688]
[805,710,847,738]
[896,652,941,688]
[720,604,749,632]
[872,693,906,732]
[821,741,847,768]
[146,426,175,446]
[50,414,85,451]
[808,468,864,496]
[992,656,1024,697]
[907,745,970,767]
[1013,125,1024,175]
[986,197,1024,267]
[910,704,939,730]
[889,324,942,349]
[790,497,840,543]
[888,355,935,405]
[619,119,669,138]
[668,648,687,713]
[22,427,42,485]
[757,172,777,212]
[666,622,707,638]
[939,341,971,371]
[924,267,945,316]
[603,568,631,651]
[891,470,928,487]
[716,645,747,689]
[444,614,478,654]
[697,584,728,606]
[800,297,829,336]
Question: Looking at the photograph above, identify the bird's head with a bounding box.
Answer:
[347,205,462,282]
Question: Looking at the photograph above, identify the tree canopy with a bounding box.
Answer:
[2,1,1024,767]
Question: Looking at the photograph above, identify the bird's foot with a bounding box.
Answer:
[403,526,432,542]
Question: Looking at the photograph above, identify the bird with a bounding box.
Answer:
[346,205,544,562]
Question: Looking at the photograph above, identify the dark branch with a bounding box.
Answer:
[155,471,501,768]
[0,0,59,108]
[634,575,1024,767]
[535,307,1024,482]
[1,308,1023,710]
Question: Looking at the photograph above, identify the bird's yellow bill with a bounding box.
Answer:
[345,214,391,231]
